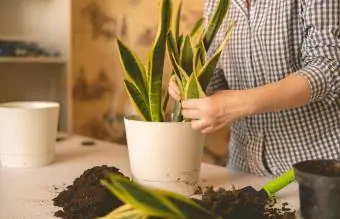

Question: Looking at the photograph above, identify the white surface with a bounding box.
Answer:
[0,135,300,219]
[0,101,59,167]
[125,118,205,196]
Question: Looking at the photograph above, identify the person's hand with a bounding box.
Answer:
[168,75,181,101]
[181,90,253,134]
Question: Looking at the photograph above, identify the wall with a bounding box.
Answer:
[72,0,229,165]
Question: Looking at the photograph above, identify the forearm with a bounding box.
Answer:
[246,73,311,115]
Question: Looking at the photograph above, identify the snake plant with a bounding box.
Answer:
[167,0,236,121]
[99,173,221,219]
[117,0,235,122]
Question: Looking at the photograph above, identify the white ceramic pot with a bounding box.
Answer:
[0,101,59,167]
[124,117,205,196]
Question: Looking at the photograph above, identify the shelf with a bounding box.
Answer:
[0,57,66,64]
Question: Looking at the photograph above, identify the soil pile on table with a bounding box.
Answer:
[196,186,296,219]
[53,165,125,219]
[53,165,296,219]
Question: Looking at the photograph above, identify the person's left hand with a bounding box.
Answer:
[181,90,253,134]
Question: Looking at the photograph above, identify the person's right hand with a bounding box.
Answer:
[168,75,181,101]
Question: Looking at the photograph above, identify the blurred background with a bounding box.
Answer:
[0,0,229,166]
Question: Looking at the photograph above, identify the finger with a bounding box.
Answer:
[168,85,180,97]
[182,99,201,110]
[168,87,181,101]
[169,81,180,95]
[201,126,215,134]
[191,119,210,131]
[182,109,201,119]
[201,121,226,134]
[169,75,180,94]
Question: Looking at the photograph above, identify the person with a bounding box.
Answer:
[168,0,340,176]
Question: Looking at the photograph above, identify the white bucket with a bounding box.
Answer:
[124,117,205,196]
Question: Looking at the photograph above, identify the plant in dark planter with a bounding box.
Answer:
[117,0,235,196]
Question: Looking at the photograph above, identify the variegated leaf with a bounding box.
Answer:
[190,18,204,37]
[169,50,189,86]
[103,174,182,218]
[166,31,179,62]
[203,0,231,51]
[179,35,194,75]
[184,73,204,100]
[198,21,236,90]
[117,39,148,98]
[148,0,172,122]
[173,0,182,39]
[157,189,219,219]
[198,39,207,65]
[161,88,169,121]
[123,80,151,121]
[177,34,184,54]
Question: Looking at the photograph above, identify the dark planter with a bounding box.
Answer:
[293,159,340,219]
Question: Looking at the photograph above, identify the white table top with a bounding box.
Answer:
[0,135,300,219]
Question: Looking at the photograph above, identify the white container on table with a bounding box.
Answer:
[0,101,59,168]
[124,117,205,196]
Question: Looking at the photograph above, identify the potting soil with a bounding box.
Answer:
[53,166,296,219]
[197,186,296,219]
[53,165,124,219]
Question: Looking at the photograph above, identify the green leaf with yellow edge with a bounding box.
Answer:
[198,39,207,64]
[156,189,220,219]
[161,88,169,121]
[145,50,153,83]
[148,0,172,122]
[177,34,184,51]
[168,49,189,86]
[174,74,185,99]
[171,74,184,122]
[198,21,236,90]
[193,46,203,74]
[172,101,183,122]
[179,35,194,75]
[173,0,182,40]
[103,174,184,218]
[166,31,179,63]
[203,0,231,51]
[123,80,151,121]
[99,204,144,219]
[117,39,148,98]
[184,73,205,100]
[190,18,204,37]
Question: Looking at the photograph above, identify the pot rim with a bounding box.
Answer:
[124,115,191,125]
[293,159,340,180]
[0,101,60,110]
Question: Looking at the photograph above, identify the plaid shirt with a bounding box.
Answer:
[205,0,340,176]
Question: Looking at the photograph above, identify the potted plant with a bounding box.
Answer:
[117,0,235,196]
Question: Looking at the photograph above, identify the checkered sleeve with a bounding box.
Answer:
[297,0,340,101]
[204,0,228,95]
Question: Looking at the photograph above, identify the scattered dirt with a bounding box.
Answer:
[195,186,296,219]
[193,185,203,195]
[53,165,125,219]
[81,140,96,146]
[53,166,296,219]
[56,137,66,142]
